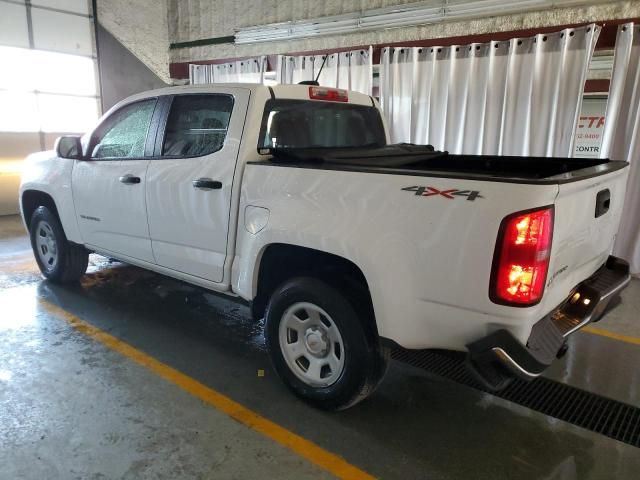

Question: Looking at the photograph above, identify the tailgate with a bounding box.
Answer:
[544,167,628,309]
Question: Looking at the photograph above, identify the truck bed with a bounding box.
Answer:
[264,144,628,185]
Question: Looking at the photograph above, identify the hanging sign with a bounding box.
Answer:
[573,97,607,158]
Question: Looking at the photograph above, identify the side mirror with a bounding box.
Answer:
[55,135,83,160]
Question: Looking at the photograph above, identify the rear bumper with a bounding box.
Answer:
[466,255,631,390]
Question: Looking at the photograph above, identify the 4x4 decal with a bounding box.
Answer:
[402,186,484,201]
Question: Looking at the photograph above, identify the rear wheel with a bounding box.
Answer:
[29,206,88,283]
[265,277,387,410]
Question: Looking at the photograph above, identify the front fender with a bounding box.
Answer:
[20,151,82,243]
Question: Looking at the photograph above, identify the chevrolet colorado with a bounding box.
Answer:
[20,84,631,409]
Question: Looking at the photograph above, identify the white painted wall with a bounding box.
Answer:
[168,0,640,64]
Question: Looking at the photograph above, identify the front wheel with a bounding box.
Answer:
[265,277,387,410]
[29,206,88,283]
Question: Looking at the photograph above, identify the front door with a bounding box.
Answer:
[72,98,158,263]
[145,89,250,283]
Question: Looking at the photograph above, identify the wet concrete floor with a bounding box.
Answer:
[1,215,639,479]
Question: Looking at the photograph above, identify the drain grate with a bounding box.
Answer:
[392,348,640,448]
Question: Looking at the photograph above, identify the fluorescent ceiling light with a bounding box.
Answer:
[444,0,547,17]
[235,0,608,44]
[359,7,443,29]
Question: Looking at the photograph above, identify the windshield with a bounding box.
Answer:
[258,99,386,150]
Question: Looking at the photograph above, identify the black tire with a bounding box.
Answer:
[29,206,88,283]
[265,276,387,410]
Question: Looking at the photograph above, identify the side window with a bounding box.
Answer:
[162,94,234,157]
[91,99,156,159]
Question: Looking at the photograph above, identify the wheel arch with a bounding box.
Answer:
[21,190,61,226]
[251,243,380,339]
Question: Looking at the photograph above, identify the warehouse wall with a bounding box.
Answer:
[0,134,39,216]
[97,24,166,110]
[97,0,171,82]
[168,0,640,63]
[0,133,67,216]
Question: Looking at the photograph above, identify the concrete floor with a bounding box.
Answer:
[1,214,639,479]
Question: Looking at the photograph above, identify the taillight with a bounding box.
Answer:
[308,86,348,102]
[490,206,554,306]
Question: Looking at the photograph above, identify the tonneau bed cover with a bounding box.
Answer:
[263,144,628,184]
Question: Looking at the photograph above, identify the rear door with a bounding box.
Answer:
[72,98,159,263]
[145,89,250,283]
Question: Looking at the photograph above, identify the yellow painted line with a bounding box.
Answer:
[39,299,375,480]
[582,325,640,346]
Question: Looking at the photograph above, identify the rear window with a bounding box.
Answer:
[163,94,233,157]
[258,99,386,150]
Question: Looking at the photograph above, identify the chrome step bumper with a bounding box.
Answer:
[466,256,631,390]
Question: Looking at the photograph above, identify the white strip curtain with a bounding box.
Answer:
[189,57,266,84]
[276,55,315,84]
[276,47,373,95]
[379,25,600,155]
[600,23,640,275]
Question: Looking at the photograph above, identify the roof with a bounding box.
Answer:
[104,83,375,118]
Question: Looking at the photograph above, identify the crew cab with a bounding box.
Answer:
[20,83,631,409]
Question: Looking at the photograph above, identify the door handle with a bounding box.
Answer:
[192,178,222,190]
[595,189,611,218]
[119,174,141,185]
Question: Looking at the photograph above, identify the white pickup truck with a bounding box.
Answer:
[20,83,631,410]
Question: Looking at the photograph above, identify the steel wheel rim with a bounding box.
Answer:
[35,220,58,272]
[279,302,345,388]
